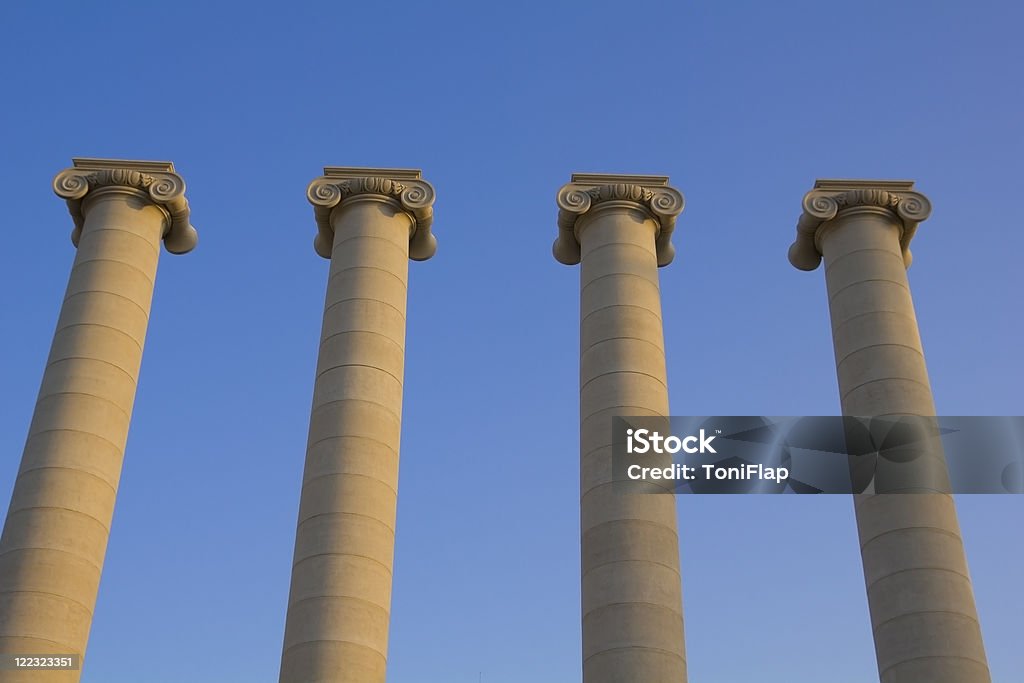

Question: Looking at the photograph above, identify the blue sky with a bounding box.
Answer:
[0,1,1021,681]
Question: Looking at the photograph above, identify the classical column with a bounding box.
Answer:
[789,180,990,683]
[0,159,197,681]
[554,174,687,683]
[279,168,436,683]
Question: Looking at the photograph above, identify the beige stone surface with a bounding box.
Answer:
[0,159,196,683]
[278,168,435,683]
[556,174,687,683]
[790,179,990,683]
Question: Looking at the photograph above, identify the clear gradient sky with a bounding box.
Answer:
[0,1,1021,682]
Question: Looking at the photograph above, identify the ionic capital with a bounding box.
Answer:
[789,179,932,271]
[306,167,437,261]
[554,173,684,267]
[52,158,197,254]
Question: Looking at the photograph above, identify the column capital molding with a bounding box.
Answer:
[52,158,197,254]
[554,173,684,267]
[306,167,437,261]
[789,179,931,271]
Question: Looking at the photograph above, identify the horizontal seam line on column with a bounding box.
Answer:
[77,227,160,256]
[315,363,404,389]
[867,490,952,496]
[582,480,677,498]
[581,420,666,441]
[306,433,397,454]
[43,356,138,385]
[581,272,660,296]
[861,524,963,548]
[580,234,659,255]
[581,406,666,423]
[841,376,933,400]
[872,412,939,419]
[583,558,681,579]
[287,593,389,614]
[0,589,94,616]
[0,634,80,652]
[855,490,950,502]
[824,247,905,275]
[582,336,666,361]
[3,506,110,533]
[25,428,123,454]
[582,303,662,326]
[15,466,117,496]
[581,443,614,460]
[52,321,144,354]
[835,348,928,380]
[580,429,656,455]
[582,335,667,357]
[301,471,398,498]
[323,298,406,323]
[332,233,408,257]
[70,257,154,287]
[0,547,102,574]
[832,309,920,336]
[33,391,132,422]
[873,609,982,633]
[582,405,663,423]
[282,638,387,661]
[835,342,926,369]
[828,277,910,303]
[580,370,668,396]
[582,241,657,261]
[866,565,972,592]
[310,398,401,425]
[292,552,393,577]
[333,231,407,247]
[583,644,684,665]
[319,330,404,353]
[831,315,921,348]
[296,511,396,535]
[326,265,408,292]
[582,517,679,536]
[62,289,150,320]
[879,654,989,678]
[583,600,683,620]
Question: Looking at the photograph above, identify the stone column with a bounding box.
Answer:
[789,180,990,683]
[554,174,687,683]
[279,168,436,683]
[0,159,197,681]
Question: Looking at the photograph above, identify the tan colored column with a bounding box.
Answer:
[0,159,197,682]
[279,168,436,683]
[554,174,687,683]
[790,180,990,683]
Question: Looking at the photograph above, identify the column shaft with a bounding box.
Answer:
[577,205,686,683]
[817,207,990,683]
[280,197,413,683]
[0,191,167,683]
